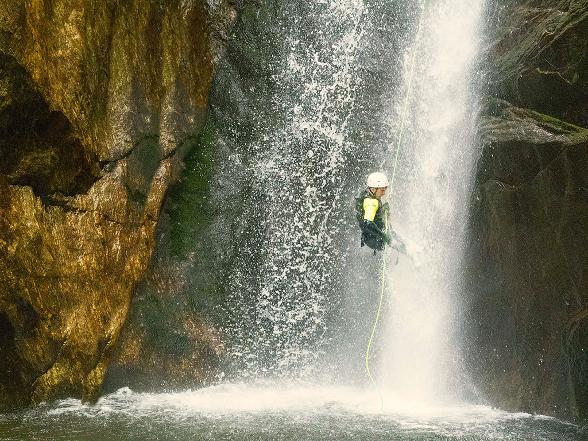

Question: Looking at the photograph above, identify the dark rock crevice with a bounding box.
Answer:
[0,53,100,198]
[0,311,29,409]
[566,316,588,418]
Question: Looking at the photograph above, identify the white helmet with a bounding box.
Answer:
[366,172,389,188]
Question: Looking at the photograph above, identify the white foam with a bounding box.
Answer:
[48,383,530,423]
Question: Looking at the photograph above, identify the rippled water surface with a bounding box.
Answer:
[1,384,584,441]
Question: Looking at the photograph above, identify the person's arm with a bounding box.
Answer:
[361,219,386,237]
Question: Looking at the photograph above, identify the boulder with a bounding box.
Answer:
[466,98,588,417]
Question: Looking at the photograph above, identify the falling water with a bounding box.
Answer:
[222,0,486,395]
[221,0,369,379]
[380,0,484,402]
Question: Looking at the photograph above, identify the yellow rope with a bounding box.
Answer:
[364,215,388,411]
[365,1,427,411]
[381,0,427,183]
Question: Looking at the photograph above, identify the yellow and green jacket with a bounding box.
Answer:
[355,189,388,251]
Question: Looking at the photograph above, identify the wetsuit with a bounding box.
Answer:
[355,189,388,251]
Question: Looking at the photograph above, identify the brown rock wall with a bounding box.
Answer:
[0,0,217,409]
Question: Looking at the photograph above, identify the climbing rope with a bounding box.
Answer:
[364,214,388,410]
[365,1,427,410]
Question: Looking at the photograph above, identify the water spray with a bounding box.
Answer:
[365,0,427,410]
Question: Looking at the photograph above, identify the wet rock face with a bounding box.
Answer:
[103,121,225,394]
[465,0,588,419]
[488,0,588,127]
[0,0,216,409]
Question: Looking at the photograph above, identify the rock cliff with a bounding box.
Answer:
[0,0,218,409]
[465,0,588,419]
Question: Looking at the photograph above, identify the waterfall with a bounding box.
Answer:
[222,0,368,379]
[379,0,484,402]
[214,0,485,394]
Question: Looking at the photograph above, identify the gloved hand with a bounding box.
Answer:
[384,231,407,254]
[393,241,407,255]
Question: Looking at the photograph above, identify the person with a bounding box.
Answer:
[355,172,405,254]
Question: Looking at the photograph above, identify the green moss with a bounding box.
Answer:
[519,108,588,145]
[526,109,586,133]
[167,119,217,259]
[139,288,193,357]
